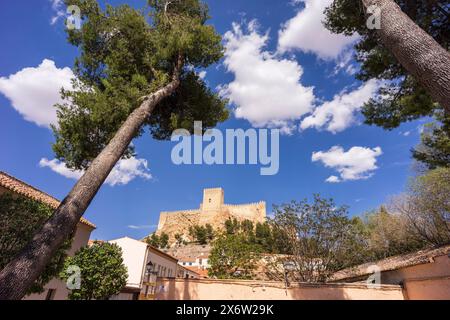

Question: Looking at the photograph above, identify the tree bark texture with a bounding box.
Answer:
[362,0,450,113]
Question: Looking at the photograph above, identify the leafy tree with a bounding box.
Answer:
[224,217,240,235]
[146,232,169,248]
[254,222,273,252]
[0,0,227,299]
[146,233,160,247]
[159,232,169,249]
[0,194,71,295]
[188,224,214,245]
[393,167,450,246]
[412,112,450,169]
[362,206,426,259]
[174,233,185,246]
[269,195,368,282]
[324,0,450,126]
[209,234,261,279]
[205,223,214,242]
[60,242,128,300]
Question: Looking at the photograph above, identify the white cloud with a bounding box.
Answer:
[106,157,152,186]
[332,50,358,76]
[127,225,157,230]
[300,80,380,133]
[0,59,74,128]
[198,70,207,79]
[39,157,152,186]
[39,158,83,180]
[400,130,411,137]
[50,0,65,25]
[312,146,383,182]
[221,21,315,133]
[325,175,341,183]
[278,0,359,60]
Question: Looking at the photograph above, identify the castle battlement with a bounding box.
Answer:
[154,188,266,243]
[223,201,266,209]
[160,209,200,215]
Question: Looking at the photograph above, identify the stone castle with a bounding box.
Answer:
[155,188,266,243]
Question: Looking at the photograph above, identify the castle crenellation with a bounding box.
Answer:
[155,188,266,243]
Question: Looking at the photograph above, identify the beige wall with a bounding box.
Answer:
[24,222,94,300]
[381,255,450,284]
[154,278,404,300]
[379,254,450,300]
[148,248,178,279]
[403,276,450,300]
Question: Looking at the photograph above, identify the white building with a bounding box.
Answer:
[109,237,180,300]
[179,253,210,270]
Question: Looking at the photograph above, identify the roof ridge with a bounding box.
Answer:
[0,171,96,229]
[0,171,60,203]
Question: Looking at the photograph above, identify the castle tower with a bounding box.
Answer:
[155,187,266,244]
[201,188,224,211]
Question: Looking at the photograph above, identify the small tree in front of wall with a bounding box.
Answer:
[60,242,128,300]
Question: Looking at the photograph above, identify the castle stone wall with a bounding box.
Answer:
[155,188,266,243]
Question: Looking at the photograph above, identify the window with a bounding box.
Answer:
[45,289,56,300]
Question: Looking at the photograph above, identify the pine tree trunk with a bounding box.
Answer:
[362,0,450,113]
[0,59,183,300]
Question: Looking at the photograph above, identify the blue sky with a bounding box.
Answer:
[0,0,424,240]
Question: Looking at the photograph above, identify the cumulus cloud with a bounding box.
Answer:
[198,70,207,79]
[50,0,65,25]
[39,157,152,186]
[221,21,315,134]
[325,175,340,183]
[127,225,157,230]
[312,146,383,182]
[278,0,359,60]
[300,80,381,133]
[0,59,74,128]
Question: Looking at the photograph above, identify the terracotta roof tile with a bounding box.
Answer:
[185,266,209,278]
[0,171,96,229]
[331,245,450,281]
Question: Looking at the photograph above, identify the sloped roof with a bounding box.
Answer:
[177,264,201,276]
[331,245,450,282]
[147,244,179,263]
[184,266,209,278]
[0,171,96,229]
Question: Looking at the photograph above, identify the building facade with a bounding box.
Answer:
[0,171,96,300]
[109,237,181,300]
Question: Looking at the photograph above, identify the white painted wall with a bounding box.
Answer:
[109,237,148,289]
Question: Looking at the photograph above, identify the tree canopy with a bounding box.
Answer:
[412,111,450,169]
[53,0,228,170]
[392,167,450,246]
[60,242,128,300]
[208,233,261,280]
[145,232,169,249]
[269,195,368,282]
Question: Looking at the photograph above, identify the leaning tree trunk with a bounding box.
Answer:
[362,0,450,114]
[0,58,183,300]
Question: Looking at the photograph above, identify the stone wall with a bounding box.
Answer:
[155,188,266,243]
